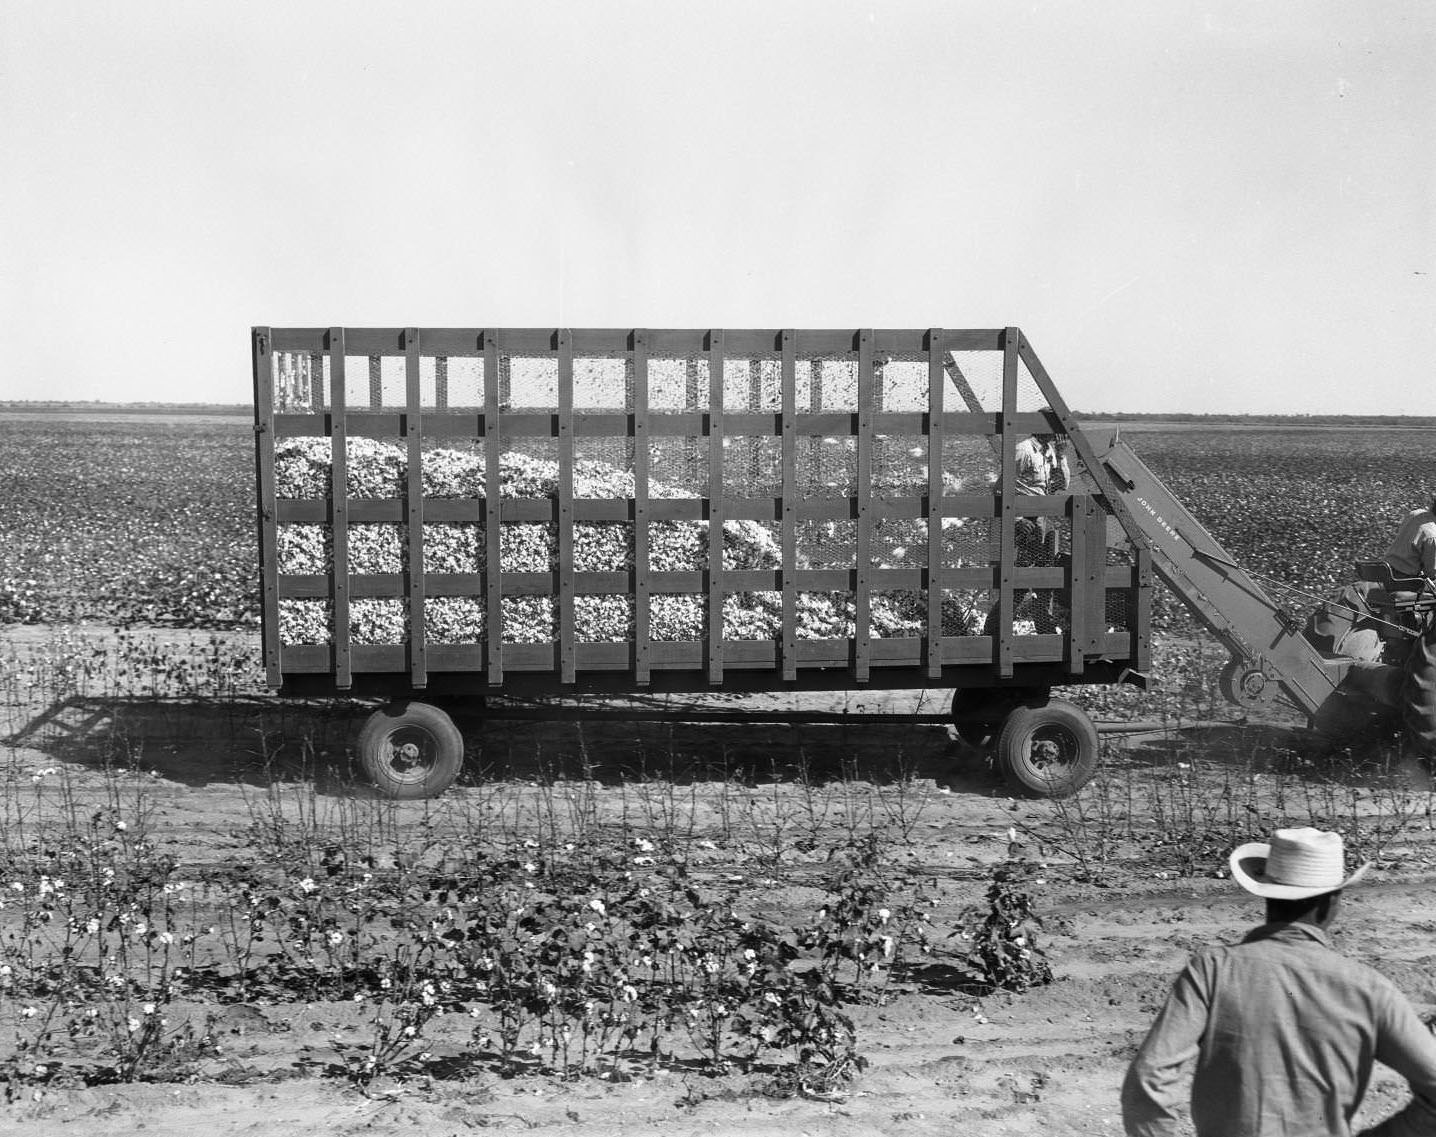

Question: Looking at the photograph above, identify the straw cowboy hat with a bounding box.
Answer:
[1229,827,1371,900]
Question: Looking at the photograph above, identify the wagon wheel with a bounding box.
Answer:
[993,698,1098,798]
[357,701,465,800]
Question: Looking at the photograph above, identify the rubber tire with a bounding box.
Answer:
[357,701,465,800]
[951,688,1029,750]
[993,698,1099,799]
[1402,623,1436,759]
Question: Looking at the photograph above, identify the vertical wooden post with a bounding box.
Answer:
[1134,545,1153,673]
[252,328,282,688]
[557,330,576,684]
[405,328,426,689]
[926,328,945,680]
[633,331,652,686]
[808,358,824,492]
[330,328,352,690]
[483,331,504,685]
[855,330,873,684]
[707,330,725,687]
[1066,494,1088,677]
[996,327,1020,679]
[1082,502,1109,656]
[780,330,797,682]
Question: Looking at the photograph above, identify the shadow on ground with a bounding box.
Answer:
[2,693,1001,797]
[1114,721,1412,787]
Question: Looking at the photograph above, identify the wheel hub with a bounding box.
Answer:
[1032,738,1063,764]
[1028,729,1077,771]
[387,732,434,777]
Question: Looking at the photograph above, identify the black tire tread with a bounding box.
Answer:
[993,697,1098,799]
[357,701,465,800]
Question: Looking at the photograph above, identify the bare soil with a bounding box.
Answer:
[3,626,1434,1136]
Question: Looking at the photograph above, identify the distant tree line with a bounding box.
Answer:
[1074,411,1436,428]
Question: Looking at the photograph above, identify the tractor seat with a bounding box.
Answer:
[1355,560,1428,593]
[1354,561,1436,618]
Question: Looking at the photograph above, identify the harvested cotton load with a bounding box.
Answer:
[271,437,978,646]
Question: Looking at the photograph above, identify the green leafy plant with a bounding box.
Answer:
[955,871,1053,994]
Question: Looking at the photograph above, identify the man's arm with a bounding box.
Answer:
[1358,993,1436,1137]
[1122,962,1209,1137]
[1414,523,1436,577]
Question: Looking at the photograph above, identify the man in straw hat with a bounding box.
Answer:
[1122,827,1436,1136]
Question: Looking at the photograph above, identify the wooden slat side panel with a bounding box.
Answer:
[260,328,1146,691]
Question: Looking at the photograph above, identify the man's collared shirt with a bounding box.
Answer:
[1122,922,1436,1137]
[1384,508,1436,579]
[1014,436,1068,496]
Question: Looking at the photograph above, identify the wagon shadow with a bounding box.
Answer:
[2,694,370,793]
[3,693,997,796]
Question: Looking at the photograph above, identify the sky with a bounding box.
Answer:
[1,1,1431,414]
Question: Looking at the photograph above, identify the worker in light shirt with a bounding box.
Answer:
[1010,432,1069,632]
[1123,827,1436,1137]
[1384,496,1436,580]
[1013,431,1070,498]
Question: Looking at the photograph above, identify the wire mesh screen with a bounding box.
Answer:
[649,357,709,409]
[428,356,485,409]
[649,438,707,497]
[798,435,855,497]
[724,436,782,498]
[272,351,329,412]
[947,590,994,637]
[504,356,558,409]
[798,520,856,569]
[1015,356,1051,413]
[723,354,782,411]
[574,438,635,494]
[946,350,1004,413]
[1105,590,1132,632]
[873,435,927,496]
[504,436,558,479]
[942,517,992,567]
[941,436,999,496]
[797,355,858,411]
[874,354,929,411]
[575,354,631,411]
